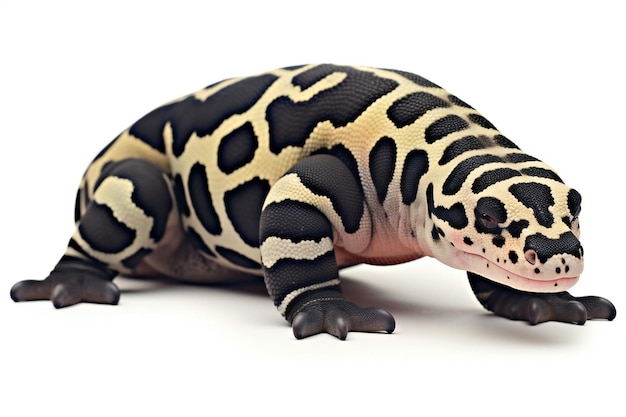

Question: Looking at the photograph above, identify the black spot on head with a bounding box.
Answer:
[567,189,582,219]
[474,197,507,234]
[504,153,539,163]
[468,114,496,130]
[464,237,474,246]
[508,251,519,264]
[472,168,522,193]
[439,135,493,165]
[494,135,519,149]
[387,92,450,128]
[520,167,563,183]
[524,232,582,264]
[425,115,469,144]
[188,162,222,235]
[448,95,474,109]
[288,154,364,234]
[509,182,555,228]
[492,235,506,248]
[400,149,429,205]
[442,154,502,195]
[224,177,271,248]
[267,65,398,154]
[217,122,259,174]
[433,202,468,230]
[171,74,278,157]
[369,137,397,204]
[507,219,529,238]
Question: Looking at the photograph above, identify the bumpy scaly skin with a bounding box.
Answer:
[11,64,615,339]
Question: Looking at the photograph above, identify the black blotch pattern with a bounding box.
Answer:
[507,220,529,238]
[129,103,176,153]
[464,237,474,246]
[264,252,338,308]
[508,251,519,264]
[509,182,555,228]
[567,189,582,218]
[474,197,507,234]
[426,183,435,218]
[442,154,502,195]
[562,216,572,228]
[311,144,360,186]
[369,137,397,204]
[520,167,563,183]
[431,226,441,241]
[468,114,497,130]
[385,69,441,88]
[433,203,468,229]
[504,153,539,163]
[224,177,271,248]
[494,135,519,149]
[79,202,136,254]
[217,122,259,174]
[94,159,172,242]
[448,95,474,109]
[400,149,429,205]
[216,246,261,270]
[425,115,469,144]
[472,168,522,193]
[281,64,307,72]
[260,200,332,243]
[288,154,364,234]
[267,65,397,154]
[173,174,190,217]
[492,235,506,248]
[439,135,493,165]
[170,74,277,157]
[387,92,450,128]
[292,64,345,89]
[524,232,582,264]
[188,162,222,235]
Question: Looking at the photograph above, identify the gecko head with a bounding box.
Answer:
[426,178,584,293]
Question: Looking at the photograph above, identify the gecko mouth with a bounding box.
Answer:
[460,251,580,292]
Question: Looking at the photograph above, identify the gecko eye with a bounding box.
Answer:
[474,197,507,234]
[479,213,499,230]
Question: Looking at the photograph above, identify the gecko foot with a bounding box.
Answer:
[11,258,119,308]
[468,272,616,325]
[288,291,395,340]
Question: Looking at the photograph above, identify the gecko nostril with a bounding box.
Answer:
[524,249,538,265]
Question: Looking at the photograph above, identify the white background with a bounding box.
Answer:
[1,1,624,416]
